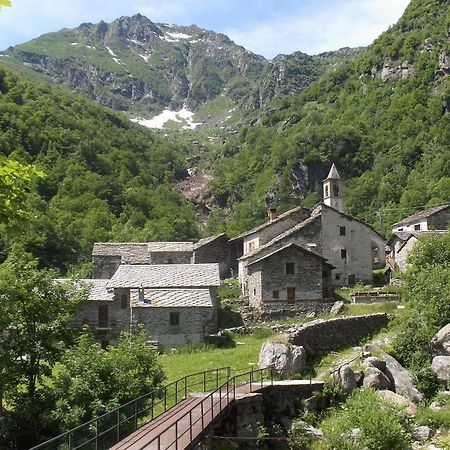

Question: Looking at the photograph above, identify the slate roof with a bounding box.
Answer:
[246,243,334,267]
[54,279,114,301]
[193,234,226,250]
[130,289,213,308]
[393,203,450,227]
[92,242,194,260]
[324,163,341,180]
[229,205,311,241]
[107,264,220,288]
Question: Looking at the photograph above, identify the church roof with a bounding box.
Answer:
[324,163,341,180]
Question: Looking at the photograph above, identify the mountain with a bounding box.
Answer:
[205,0,450,236]
[0,14,360,132]
[0,67,200,271]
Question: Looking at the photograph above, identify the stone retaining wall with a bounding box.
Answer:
[288,313,389,355]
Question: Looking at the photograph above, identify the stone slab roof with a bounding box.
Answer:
[54,279,114,301]
[229,205,311,241]
[130,289,212,308]
[247,243,334,268]
[393,203,450,227]
[92,242,194,258]
[193,233,226,250]
[107,264,220,288]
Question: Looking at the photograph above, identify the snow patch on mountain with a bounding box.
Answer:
[131,107,202,130]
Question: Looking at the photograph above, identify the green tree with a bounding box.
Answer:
[0,246,85,447]
[51,329,165,430]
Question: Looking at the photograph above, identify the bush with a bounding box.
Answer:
[320,388,410,450]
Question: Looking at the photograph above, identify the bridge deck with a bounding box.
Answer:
[110,380,323,450]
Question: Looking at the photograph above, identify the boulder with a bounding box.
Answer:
[412,425,432,443]
[334,365,357,394]
[431,323,450,356]
[330,301,345,316]
[258,342,306,376]
[363,366,392,390]
[364,356,387,372]
[377,390,418,416]
[431,356,450,383]
[304,425,323,440]
[382,353,424,402]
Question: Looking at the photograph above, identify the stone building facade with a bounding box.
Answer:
[192,234,231,279]
[242,243,333,310]
[392,203,450,233]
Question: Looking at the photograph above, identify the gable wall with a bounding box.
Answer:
[428,209,450,230]
[193,236,231,279]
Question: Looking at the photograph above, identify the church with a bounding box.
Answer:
[232,164,385,310]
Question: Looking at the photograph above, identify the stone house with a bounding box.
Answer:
[243,242,334,311]
[388,203,450,272]
[392,203,450,233]
[92,236,230,279]
[106,263,220,346]
[237,165,385,292]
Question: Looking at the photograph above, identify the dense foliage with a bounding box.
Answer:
[0,67,200,272]
[393,232,450,393]
[207,0,450,236]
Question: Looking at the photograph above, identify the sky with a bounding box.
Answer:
[0,0,411,58]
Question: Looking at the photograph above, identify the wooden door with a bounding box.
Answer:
[287,287,296,303]
[98,304,109,328]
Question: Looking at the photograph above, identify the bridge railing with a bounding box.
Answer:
[29,366,231,450]
[152,366,275,450]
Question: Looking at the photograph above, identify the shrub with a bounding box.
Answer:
[320,388,410,450]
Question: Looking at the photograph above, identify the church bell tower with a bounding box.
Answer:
[323,163,344,212]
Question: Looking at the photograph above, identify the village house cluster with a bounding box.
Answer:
[63,165,449,347]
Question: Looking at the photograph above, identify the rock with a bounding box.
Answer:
[377,390,418,416]
[431,323,450,356]
[334,365,357,394]
[258,342,306,376]
[382,353,424,402]
[363,366,392,390]
[346,428,361,445]
[412,425,432,443]
[330,301,345,316]
[304,425,323,440]
[431,356,450,383]
[364,356,387,372]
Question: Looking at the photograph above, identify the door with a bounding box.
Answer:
[287,287,296,304]
[98,304,109,328]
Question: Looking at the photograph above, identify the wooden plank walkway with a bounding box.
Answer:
[110,380,323,450]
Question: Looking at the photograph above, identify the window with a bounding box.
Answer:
[398,228,404,231]
[325,185,329,197]
[333,184,339,196]
[335,273,341,280]
[253,288,256,296]
[414,224,421,231]
[287,287,296,303]
[273,290,279,300]
[120,294,129,309]
[339,226,346,236]
[170,312,180,326]
[248,241,255,252]
[322,270,328,279]
[341,249,347,259]
[98,305,109,328]
[285,262,295,275]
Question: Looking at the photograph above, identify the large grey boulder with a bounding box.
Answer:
[330,301,345,316]
[363,366,392,390]
[377,390,418,416]
[431,356,450,383]
[431,323,450,356]
[364,356,387,372]
[334,365,357,394]
[412,425,432,443]
[259,342,307,376]
[382,354,424,403]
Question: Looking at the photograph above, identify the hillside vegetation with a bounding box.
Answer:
[0,68,199,271]
[207,0,450,236]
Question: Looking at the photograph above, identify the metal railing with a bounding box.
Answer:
[30,367,231,450]
[149,366,275,450]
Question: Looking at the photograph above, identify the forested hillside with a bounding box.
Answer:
[207,0,450,236]
[0,68,199,272]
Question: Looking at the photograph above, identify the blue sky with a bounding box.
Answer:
[0,0,410,58]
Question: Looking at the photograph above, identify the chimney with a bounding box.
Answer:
[268,208,278,221]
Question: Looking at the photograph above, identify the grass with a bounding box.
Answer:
[343,302,401,316]
[160,330,275,383]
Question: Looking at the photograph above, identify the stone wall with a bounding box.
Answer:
[131,305,217,347]
[258,301,334,319]
[93,255,122,279]
[350,293,401,303]
[288,313,390,355]
[149,251,192,264]
[428,208,450,230]
[193,235,231,279]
